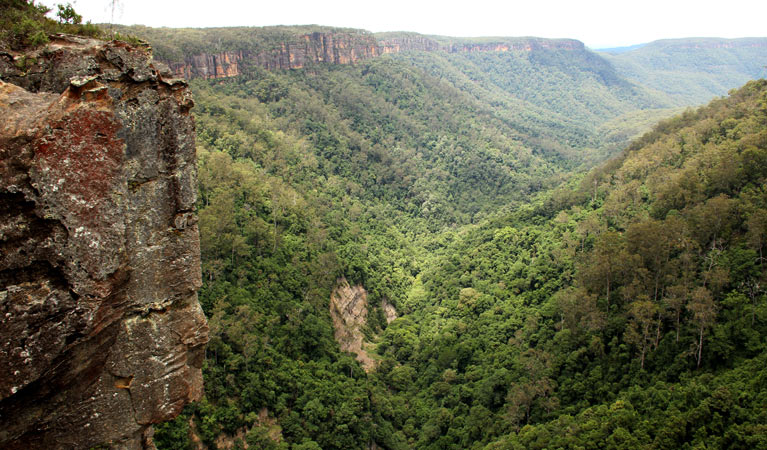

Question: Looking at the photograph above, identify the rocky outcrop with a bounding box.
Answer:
[170,50,244,79]
[381,298,397,324]
[155,29,586,80]
[167,31,381,79]
[0,35,208,449]
[329,278,375,371]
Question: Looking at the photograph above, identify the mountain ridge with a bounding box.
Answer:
[111,25,590,79]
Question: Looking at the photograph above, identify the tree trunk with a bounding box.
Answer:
[697,326,704,368]
[605,272,611,315]
[654,313,662,348]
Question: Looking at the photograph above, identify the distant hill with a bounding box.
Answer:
[600,37,767,104]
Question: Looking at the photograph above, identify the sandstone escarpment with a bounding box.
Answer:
[0,35,208,449]
[170,50,244,80]
[152,27,587,80]
[167,31,380,79]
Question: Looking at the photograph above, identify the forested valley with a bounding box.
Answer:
[2,2,767,448]
[111,25,767,450]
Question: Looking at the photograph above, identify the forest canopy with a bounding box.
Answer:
[156,37,767,448]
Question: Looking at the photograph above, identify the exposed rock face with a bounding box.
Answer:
[158,30,586,80]
[167,31,381,79]
[170,50,244,79]
[381,298,397,325]
[329,278,375,371]
[0,35,208,449]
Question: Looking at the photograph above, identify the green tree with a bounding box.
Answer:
[55,3,81,24]
[688,287,717,368]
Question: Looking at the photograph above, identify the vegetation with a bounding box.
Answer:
[6,4,765,448]
[107,24,377,62]
[82,23,767,450]
[602,37,767,104]
[0,0,100,50]
[152,34,767,446]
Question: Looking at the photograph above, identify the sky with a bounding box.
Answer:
[41,0,767,49]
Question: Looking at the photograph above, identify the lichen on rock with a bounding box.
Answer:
[0,35,208,449]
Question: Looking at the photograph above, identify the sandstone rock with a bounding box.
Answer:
[160,32,587,81]
[381,298,397,325]
[166,31,381,79]
[0,35,207,449]
[329,278,375,371]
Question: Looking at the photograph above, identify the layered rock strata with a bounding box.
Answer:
[167,31,381,79]
[160,30,585,80]
[0,35,208,449]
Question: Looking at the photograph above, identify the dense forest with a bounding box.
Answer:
[4,7,766,448]
[133,22,767,449]
[601,37,767,104]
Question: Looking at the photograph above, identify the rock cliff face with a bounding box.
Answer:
[167,31,381,79]
[170,50,244,80]
[381,298,397,324]
[0,35,208,449]
[329,278,375,371]
[159,30,585,80]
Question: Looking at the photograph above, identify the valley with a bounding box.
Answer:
[2,6,767,449]
[133,25,767,449]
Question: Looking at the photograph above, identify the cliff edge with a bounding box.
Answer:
[0,35,208,449]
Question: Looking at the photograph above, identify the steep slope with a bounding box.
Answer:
[110,25,382,77]
[115,24,682,161]
[602,37,767,104]
[124,22,767,450]
[383,47,675,160]
[0,35,208,449]
[380,79,767,448]
[158,75,767,449]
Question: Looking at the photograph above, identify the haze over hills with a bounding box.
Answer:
[595,43,647,54]
[600,37,767,104]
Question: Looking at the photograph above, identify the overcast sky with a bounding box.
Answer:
[42,0,767,48]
